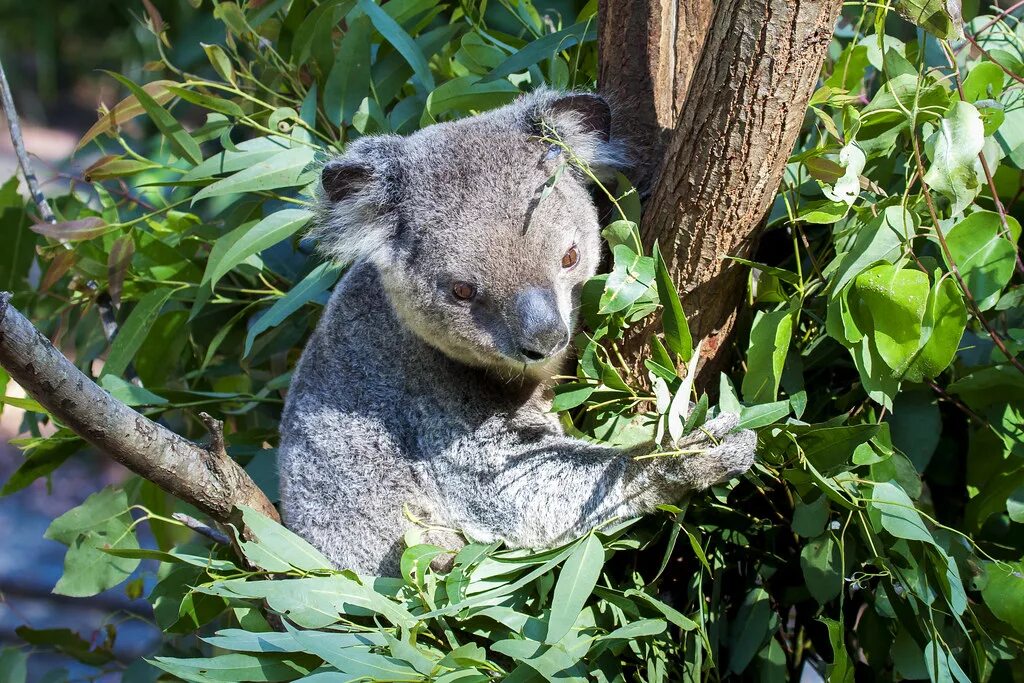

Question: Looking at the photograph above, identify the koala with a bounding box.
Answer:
[278,90,756,576]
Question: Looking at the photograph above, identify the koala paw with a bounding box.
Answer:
[667,413,757,490]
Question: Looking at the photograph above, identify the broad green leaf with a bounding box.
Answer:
[192,147,317,204]
[182,136,290,181]
[203,209,312,288]
[0,432,83,495]
[357,0,435,90]
[422,75,519,125]
[852,265,929,375]
[800,535,843,604]
[324,15,372,126]
[869,481,933,543]
[99,375,167,406]
[0,648,27,683]
[102,287,174,378]
[481,21,597,83]
[742,309,793,404]
[981,561,1024,636]
[152,653,313,682]
[893,0,963,39]
[167,86,244,118]
[545,534,604,643]
[943,210,1018,310]
[903,277,966,382]
[653,242,692,361]
[830,206,913,294]
[924,101,984,215]
[798,199,849,224]
[235,505,334,572]
[244,262,341,355]
[0,178,35,292]
[599,244,655,314]
[105,72,202,165]
[728,588,774,674]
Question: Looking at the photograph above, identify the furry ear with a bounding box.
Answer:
[312,136,405,266]
[534,91,622,175]
[548,94,611,143]
[321,159,372,203]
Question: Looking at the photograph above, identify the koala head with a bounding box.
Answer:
[311,90,620,381]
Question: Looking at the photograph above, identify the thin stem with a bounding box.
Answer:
[0,59,55,224]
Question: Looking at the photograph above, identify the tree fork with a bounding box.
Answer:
[0,292,279,526]
[601,0,842,388]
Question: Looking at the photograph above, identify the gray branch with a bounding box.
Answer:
[0,291,280,527]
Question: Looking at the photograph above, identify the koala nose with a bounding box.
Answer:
[514,289,569,362]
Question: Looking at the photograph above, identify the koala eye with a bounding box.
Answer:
[451,281,477,301]
[561,245,580,270]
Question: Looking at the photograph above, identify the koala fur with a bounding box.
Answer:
[278,90,756,576]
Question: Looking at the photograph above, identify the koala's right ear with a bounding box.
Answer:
[321,159,372,203]
[312,138,404,266]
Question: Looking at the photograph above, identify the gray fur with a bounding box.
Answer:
[279,91,756,576]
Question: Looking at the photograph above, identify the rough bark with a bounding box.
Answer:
[597,0,713,193]
[604,0,841,387]
[0,292,279,526]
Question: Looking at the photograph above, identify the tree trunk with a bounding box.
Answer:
[600,0,841,388]
[597,0,714,194]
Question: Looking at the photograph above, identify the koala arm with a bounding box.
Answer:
[433,414,756,549]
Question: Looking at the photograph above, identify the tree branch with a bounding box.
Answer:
[0,291,279,526]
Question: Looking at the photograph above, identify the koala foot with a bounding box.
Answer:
[666,413,757,490]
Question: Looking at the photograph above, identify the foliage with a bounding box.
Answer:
[1,0,1023,681]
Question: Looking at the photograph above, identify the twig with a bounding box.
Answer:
[0,59,55,224]
[198,411,227,457]
[172,512,231,545]
[955,0,1024,54]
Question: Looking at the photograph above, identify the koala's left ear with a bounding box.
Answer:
[536,92,621,174]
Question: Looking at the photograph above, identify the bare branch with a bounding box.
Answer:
[0,291,280,525]
[172,512,232,546]
[0,59,55,224]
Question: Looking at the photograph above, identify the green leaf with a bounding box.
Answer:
[742,309,793,404]
[728,588,774,674]
[99,375,167,406]
[44,487,140,597]
[481,21,597,83]
[245,262,341,355]
[152,653,313,682]
[893,0,963,39]
[599,244,655,314]
[550,382,596,412]
[0,432,83,495]
[851,265,929,375]
[830,206,913,294]
[357,0,435,90]
[182,136,290,181]
[869,481,933,543]
[102,287,174,378]
[903,277,966,382]
[105,72,202,165]
[0,648,27,683]
[16,627,114,667]
[235,505,333,572]
[545,534,604,643]
[924,101,984,214]
[192,147,317,204]
[800,534,843,604]
[203,209,312,288]
[798,199,849,224]
[324,15,372,126]
[0,177,36,292]
[943,210,1019,310]
[981,561,1024,636]
[421,75,519,124]
[653,242,692,361]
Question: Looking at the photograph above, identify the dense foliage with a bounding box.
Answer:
[1,0,1023,680]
